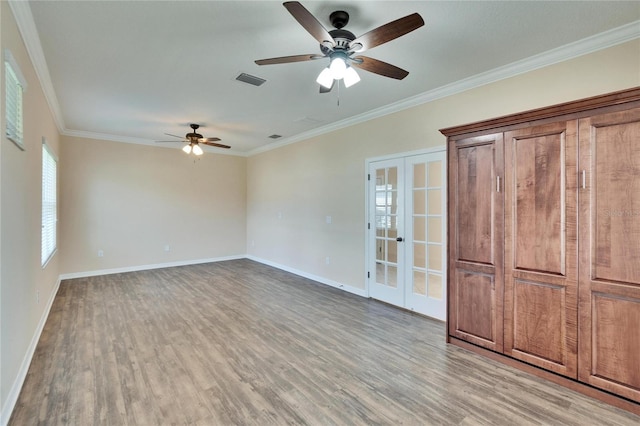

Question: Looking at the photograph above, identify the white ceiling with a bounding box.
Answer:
[17,1,640,154]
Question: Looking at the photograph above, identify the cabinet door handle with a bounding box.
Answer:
[581,170,586,189]
[496,175,501,193]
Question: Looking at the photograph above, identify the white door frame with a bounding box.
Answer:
[364,146,447,319]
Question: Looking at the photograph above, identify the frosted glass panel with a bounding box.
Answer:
[427,189,441,215]
[414,243,426,268]
[428,217,442,243]
[428,273,443,299]
[388,266,398,288]
[414,190,425,215]
[389,215,398,231]
[388,240,398,263]
[376,240,385,262]
[389,192,398,215]
[414,217,426,242]
[413,270,426,295]
[388,167,398,189]
[376,263,385,285]
[428,161,442,187]
[414,163,426,188]
[428,244,442,271]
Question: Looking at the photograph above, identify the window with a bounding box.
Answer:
[4,49,27,150]
[42,140,57,266]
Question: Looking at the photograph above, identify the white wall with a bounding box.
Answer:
[1,1,61,420]
[247,39,640,291]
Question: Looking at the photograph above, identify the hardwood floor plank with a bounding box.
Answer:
[9,259,640,425]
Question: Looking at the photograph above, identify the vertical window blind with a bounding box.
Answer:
[42,142,57,266]
[5,58,24,147]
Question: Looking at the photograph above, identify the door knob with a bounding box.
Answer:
[396,237,404,242]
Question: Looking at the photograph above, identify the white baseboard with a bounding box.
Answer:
[246,255,368,298]
[58,255,246,281]
[1,277,61,426]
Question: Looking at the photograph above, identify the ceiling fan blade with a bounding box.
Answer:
[156,140,186,143]
[284,1,335,46]
[319,80,335,93]
[201,141,231,149]
[255,54,323,66]
[163,133,184,139]
[352,56,409,80]
[200,137,222,142]
[351,13,424,52]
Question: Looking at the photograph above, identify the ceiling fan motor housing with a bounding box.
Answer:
[329,10,349,29]
[321,28,356,54]
[188,123,203,141]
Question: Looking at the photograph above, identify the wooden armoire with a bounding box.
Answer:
[441,87,640,414]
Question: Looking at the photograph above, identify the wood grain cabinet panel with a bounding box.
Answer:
[444,89,640,409]
[456,143,495,265]
[503,122,578,378]
[512,280,566,365]
[589,287,640,396]
[448,134,504,353]
[454,270,496,343]
[579,107,640,403]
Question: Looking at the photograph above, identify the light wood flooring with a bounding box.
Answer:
[10,259,640,425]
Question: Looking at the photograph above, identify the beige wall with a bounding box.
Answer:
[59,137,247,274]
[1,6,638,419]
[247,39,640,291]
[1,1,61,417]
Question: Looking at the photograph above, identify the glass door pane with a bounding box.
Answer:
[369,159,404,307]
[404,152,447,320]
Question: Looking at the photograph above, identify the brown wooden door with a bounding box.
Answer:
[578,107,640,403]
[448,134,504,352]
[503,122,578,378]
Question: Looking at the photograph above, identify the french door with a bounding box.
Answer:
[367,150,446,320]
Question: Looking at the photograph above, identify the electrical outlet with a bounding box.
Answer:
[164,244,170,252]
[98,250,104,257]
[277,212,283,220]
[325,256,330,265]
[326,215,332,224]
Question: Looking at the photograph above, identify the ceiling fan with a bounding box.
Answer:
[255,1,424,92]
[156,123,230,155]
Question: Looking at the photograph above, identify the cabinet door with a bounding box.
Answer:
[578,107,640,402]
[448,134,504,352]
[503,122,578,378]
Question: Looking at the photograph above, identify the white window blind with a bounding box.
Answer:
[42,141,57,266]
[5,50,26,149]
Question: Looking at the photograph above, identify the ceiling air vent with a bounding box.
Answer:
[236,73,266,86]
[268,134,282,139]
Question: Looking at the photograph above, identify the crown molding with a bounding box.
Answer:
[9,0,638,156]
[246,20,640,157]
[62,129,157,145]
[8,0,65,133]
[61,129,248,157]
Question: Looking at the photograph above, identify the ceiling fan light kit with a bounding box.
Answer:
[316,67,334,88]
[191,144,204,156]
[255,1,424,93]
[343,66,361,88]
[156,123,230,155]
